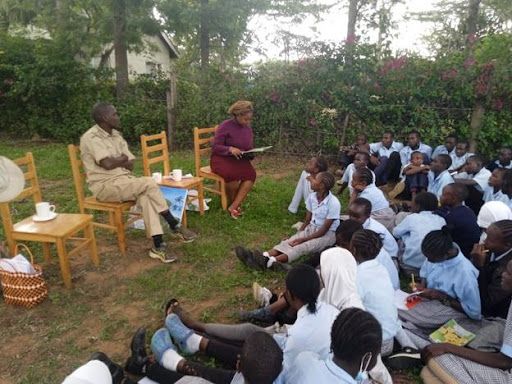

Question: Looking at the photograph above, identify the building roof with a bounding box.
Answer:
[158,32,179,59]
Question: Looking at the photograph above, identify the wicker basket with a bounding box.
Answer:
[0,244,48,308]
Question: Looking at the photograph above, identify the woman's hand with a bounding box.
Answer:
[229,146,243,159]
[421,288,448,301]
[471,243,489,267]
[289,238,305,247]
[422,343,453,362]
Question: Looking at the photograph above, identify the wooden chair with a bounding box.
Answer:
[193,126,228,210]
[140,131,205,227]
[68,144,135,256]
[0,152,99,288]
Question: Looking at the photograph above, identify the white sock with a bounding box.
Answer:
[185,333,202,353]
[161,349,184,371]
[267,256,276,268]
[263,251,270,257]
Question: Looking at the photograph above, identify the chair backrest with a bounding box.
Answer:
[0,152,42,239]
[140,131,170,177]
[67,144,88,213]
[193,126,218,175]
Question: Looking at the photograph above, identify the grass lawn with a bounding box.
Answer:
[0,138,420,383]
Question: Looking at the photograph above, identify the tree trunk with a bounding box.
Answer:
[199,0,209,71]
[113,0,129,99]
[468,102,484,153]
[166,72,177,151]
[466,0,481,39]
[347,0,358,42]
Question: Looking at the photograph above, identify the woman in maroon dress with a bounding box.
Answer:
[211,100,257,218]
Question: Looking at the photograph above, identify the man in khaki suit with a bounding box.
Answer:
[80,102,196,263]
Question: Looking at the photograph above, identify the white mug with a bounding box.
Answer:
[172,169,182,182]
[35,202,55,218]
[152,172,162,183]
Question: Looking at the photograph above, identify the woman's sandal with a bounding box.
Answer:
[164,298,180,317]
[228,206,241,219]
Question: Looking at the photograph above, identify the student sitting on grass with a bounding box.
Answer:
[393,192,446,273]
[427,154,454,200]
[403,150,430,199]
[351,168,395,231]
[237,171,340,270]
[449,140,473,172]
[483,168,509,204]
[288,156,328,214]
[421,257,512,384]
[348,198,399,289]
[435,183,481,258]
[286,308,382,384]
[351,229,399,356]
[337,151,375,195]
[502,169,512,209]
[454,154,492,214]
[471,220,512,319]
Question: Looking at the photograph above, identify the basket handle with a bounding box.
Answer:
[15,243,35,265]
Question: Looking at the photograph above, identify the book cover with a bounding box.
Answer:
[429,319,476,346]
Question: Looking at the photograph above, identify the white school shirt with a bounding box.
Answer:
[432,145,454,159]
[399,142,433,166]
[357,259,399,340]
[455,168,492,192]
[341,163,376,194]
[306,191,341,232]
[427,170,454,199]
[369,141,404,158]
[285,353,356,384]
[449,152,473,171]
[483,186,510,204]
[359,184,390,212]
[376,248,400,290]
[490,160,512,170]
[363,217,398,257]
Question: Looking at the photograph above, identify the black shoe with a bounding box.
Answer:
[90,352,125,384]
[269,261,292,272]
[124,328,148,375]
[251,250,270,270]
[236,246,265,270]
[385,347,422,370]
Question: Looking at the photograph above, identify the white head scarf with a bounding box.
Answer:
[318,247,364,310]
[477,201,512,242]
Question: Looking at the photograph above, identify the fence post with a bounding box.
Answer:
[166,72,177,151]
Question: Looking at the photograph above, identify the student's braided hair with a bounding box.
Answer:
[489,220,512,247]
[335,219,363,246]
[421,226,453,258]
[285,264,321,314]
[353,168,374,186]
[436,154,452,170]
[241,332,283,384]
[317,171,336,191]
[351,229,383,261]
[331,308,382,363]
[315,156,328,172]
[414,192,438,212]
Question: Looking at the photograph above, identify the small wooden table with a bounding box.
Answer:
[158,176,205,227]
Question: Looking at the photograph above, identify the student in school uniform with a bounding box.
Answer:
[347,198,399,289]
[427,154,454,200]
[288,156,328,214]
[338,151,375,195]
[351,168,395,231]
[286,308,383,384]
[471,220,512,318]
[402,151,430,199]
[369,131,404,185]
[431,134,458,159]
[483,168,509,204]
[399,130,433,167]
[393,192,446,273]
[435,183,481,258]
[501,169,512,210]
[454,155,492,214]
[448,140,473,172]
[351,229,400,356]
[421,258,512,384]
[237,172,340,270]
[487,147,512,172]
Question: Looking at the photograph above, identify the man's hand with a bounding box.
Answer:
[421,288,448,301]
[422,343,453,362]
[471,243,489,267]
[289,238,305,247]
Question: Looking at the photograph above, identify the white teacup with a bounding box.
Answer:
[172,169,183,182]
[35,202,56,218]
[152,172,162,183]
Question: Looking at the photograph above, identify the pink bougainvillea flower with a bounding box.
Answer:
[492,98,504,111]
[441,68,458,80]
[463,57,476,69]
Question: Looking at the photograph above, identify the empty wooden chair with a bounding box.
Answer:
[193,126,227,210]
[68,144,136,256]
[140,131,205,227]
[0,152,99,288]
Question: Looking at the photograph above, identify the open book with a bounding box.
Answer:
[429,319,476,346]
[241,146,272,154]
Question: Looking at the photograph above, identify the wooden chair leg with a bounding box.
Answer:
[220,180,228,210]
[7,240,16,258]
[42,243,51,263]
[85,222,100,266]
[197,182,205,215]
[113,209,127,256]
[108,211,115,226]
[181,208,187,228]
[56,238,72,289]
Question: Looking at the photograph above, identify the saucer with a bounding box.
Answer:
[33,212,58,222]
